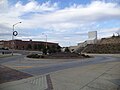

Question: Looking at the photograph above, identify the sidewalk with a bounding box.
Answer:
[0,59,120,90]
[50,61,120,90]
[85,53,120,58]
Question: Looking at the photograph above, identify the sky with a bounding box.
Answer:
[0,0,120,46]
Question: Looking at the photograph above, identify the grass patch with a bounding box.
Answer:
[0,54,13,58]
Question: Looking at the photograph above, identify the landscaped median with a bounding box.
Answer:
[26,52,91,59]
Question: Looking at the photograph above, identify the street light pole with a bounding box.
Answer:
[45,34,47,49]
[42,33,47,54]
[12,22,22,56]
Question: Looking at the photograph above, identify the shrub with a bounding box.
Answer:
[27,54,45,58]
[81,54,90,58]
[40,55,44,58]
[27,54,40,58]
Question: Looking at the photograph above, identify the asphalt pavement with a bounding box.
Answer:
[21,56,120,75]
[1,54,120,75]
[0,55,24,63]
[0,54,120,90]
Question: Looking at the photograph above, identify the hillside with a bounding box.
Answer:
[82,36,120,54]
[99,36,120,44]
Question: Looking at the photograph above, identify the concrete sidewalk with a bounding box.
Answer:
[0,75,48,90]
[0,62,120,90]
[86,53,120,58]
[50,61,120,90]
[0,58,120,90]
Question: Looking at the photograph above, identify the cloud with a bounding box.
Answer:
[1,1,120,28]
[18,1,120,30]
[0,0,8,13]
[1,0,58,19]
[15,0,58,14]
[0,0,120,46]
[0,0,59,32]
[88,27,120,39]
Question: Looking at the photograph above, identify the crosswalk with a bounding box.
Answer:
[0,75,48,90]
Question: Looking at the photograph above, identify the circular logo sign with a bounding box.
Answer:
[13,31,18,36]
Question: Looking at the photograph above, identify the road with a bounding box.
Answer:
[0,55,120,75]
[1,54,119,75]
[19,55,119,75]
[0,54,120,90]
[0,55,24,63]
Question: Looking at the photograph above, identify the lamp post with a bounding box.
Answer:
[12,22,22,55]
[42,33,47,54]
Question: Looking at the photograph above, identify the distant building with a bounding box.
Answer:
[0,41,4,48]
[87,31,97,44]
[0,39,60,50]
[71,31,98,53]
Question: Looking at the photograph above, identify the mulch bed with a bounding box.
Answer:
[0,65,32,84]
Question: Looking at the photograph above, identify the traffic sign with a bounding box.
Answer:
[13,31,18,36]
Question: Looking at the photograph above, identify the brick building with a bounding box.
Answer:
[0,39,60,51]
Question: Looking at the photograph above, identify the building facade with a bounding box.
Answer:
[87,31,97,44]
[0,39,60,51]
[0,41,4,48]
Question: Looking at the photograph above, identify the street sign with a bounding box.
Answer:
[13,31,18,36]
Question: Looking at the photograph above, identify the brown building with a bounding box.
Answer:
[0,39,60,51]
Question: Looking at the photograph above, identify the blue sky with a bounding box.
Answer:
[0,0,120,46]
